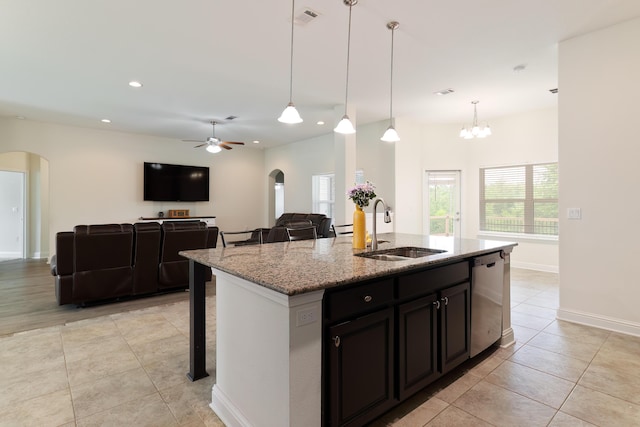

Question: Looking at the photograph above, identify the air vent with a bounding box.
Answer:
[549,88,558,94]
[225,115,238,120]
[434,88,455,96]
[294,8,320,25]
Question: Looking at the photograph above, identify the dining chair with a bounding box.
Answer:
[286,225,318,241]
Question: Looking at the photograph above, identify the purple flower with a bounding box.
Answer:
[347,181,377,208]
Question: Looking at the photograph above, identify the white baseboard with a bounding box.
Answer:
[557,308,640,337]
[210,385,252,427]
[510,261,559,273]
[0,251,21,258]
[499,327,515,348]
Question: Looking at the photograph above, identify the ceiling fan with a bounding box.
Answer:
[183,121,245,153]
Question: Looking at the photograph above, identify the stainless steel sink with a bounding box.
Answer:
[355,246,446,261]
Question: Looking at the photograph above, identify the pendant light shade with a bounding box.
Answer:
[335,115,356,134]
[381,125,400,142]
[381,21,400,142]
[335,0,357,135]
[278,102,302,124]
[278,0,303,124]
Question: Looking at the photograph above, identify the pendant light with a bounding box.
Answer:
[278,0,303,124]
[334,0,357,135]
[459,100,491,139]
[381,21,400,142]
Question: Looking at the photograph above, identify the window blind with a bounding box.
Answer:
[480,163,558,235]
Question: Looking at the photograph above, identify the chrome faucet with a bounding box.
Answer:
[371,198,392,251]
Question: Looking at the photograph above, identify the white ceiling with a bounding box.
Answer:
[2,0,640,148]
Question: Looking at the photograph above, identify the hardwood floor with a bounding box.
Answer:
[0,258,215,337]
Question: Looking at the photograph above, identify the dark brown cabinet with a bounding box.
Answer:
[327,307,395,427]
[397,282,470,400]
[440,282,471,374]
[398,294,438,400]
[324,262,472,426]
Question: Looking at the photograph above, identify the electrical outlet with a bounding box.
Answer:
[296,308,318,326]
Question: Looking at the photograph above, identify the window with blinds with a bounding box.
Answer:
[479,163,558,236]
[312,174,335,220]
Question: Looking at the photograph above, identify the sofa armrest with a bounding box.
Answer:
[50,254,58,276]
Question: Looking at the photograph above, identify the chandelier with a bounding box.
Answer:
[459,100,491,139]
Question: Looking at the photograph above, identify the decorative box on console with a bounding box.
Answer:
[168,209,190,218]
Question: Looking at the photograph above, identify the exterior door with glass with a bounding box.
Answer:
[424,171,461,238]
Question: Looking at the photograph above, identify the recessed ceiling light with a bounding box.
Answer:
[253,140,260,144]
[434,88,455,96]
[101,119,111,123]
[317,121,325,125]
[128,81,143,88]
[513,64,527,73]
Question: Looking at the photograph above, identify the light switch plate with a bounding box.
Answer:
[567,208,582,220]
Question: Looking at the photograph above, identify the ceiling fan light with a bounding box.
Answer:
[459,127,467,138]
[278,103,303,124]
[381,125,400,142]
[206,144,222,154]
[334,115,356,134]
[484,125,492,136]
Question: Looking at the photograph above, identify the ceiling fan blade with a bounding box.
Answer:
[220,141,245,146]
[193,143,208,148]
[221,144,232,150]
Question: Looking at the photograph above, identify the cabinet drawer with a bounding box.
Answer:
[326,279,394,322]
[398,261,469,300]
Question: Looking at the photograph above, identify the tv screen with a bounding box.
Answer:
[144,162,210,202]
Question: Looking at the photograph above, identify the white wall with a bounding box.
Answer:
[0,118,265,258]
[394,118,424,233]
[263,121,396,229]
[558,17,640,335]
[355,121,396,209]
[393,109,559,271]
[264,133,335,224]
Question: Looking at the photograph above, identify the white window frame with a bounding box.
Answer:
[479,162,558,240]
[312,173,335,221]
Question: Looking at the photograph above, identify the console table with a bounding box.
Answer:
[138,216,216,226]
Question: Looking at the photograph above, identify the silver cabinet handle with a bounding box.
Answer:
[433,300,440,309]
[441,296,449,306]
[363,295,372,303]
[333,336,341,348]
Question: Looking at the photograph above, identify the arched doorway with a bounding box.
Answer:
[268,169,284,226]
[0,152,50,260]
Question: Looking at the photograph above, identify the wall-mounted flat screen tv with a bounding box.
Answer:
[144,162,210,202]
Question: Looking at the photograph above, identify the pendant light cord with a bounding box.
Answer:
[287,0,296,103]
[343,2,353,112]
[473,102,478,127]
[389,24,395,121]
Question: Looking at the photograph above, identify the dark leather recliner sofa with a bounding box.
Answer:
[50,221,218,306]
[265,213,332,243]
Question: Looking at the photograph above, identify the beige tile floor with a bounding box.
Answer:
[1,269,640,426]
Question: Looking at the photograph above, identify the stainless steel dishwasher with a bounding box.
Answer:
[470,252,505,357]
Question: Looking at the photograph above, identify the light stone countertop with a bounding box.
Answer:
[180,233,517,296]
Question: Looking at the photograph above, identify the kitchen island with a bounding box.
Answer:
[180,233,516,427]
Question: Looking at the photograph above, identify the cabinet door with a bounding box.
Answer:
[439,282,471,374]
[398,294,439,401]
[328,307,395,427]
